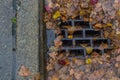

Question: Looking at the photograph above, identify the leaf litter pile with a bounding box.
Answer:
[45,0,120,80]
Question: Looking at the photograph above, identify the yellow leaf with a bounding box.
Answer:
[72,58,77,62]
[80,10,85,15]
[68,35,73,39]
[53,11,61,19]
[105,23,113,27]
[117,10,120,16]
[85,58,92,64]
[86,47,93,54]
[81,43,88,47]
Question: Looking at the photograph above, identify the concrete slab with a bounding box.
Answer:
[0,0,14,80]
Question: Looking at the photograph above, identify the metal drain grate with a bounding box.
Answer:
[47,19,111,59]
[59,20,111,58]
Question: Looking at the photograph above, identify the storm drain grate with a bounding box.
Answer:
[47,19,111,59]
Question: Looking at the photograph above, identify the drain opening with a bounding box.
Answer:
[75,39,91,47]
[73,30,83,38]
[85,30,101,38]
[74,21,90,28]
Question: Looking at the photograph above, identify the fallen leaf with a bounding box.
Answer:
[54,36,63,47]
[116,55,120,61]
[53,11,61,19]
[68,27,77,35]
[85,58,92,64]
[86,47,93,54]
[49,46,58,52]
[32,73,41,80]
[49,52,58,60]
[94,23,102,29]
[74,59,84,66]
[74,72,83,80]
[88,69,104,80]
[18,65,31,77]
[69,69,74,75]
[68,35,73,39]
[81,43,88,47]
[104,31,109,38]
[117,9,120,16]
[52,75,59,80]
[99,42,108,50]
[47,63,54,71]
[90,0,98,5]
[105,23,113,27]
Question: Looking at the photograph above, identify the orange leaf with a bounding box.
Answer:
[18,65,31,77]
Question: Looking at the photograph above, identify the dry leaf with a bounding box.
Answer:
[54,27,61,35]
[88,69,104,80]
[117,10,120,16]
[54,36,63,47]
[74,72,83,80]
[53,11,61,19]
[69,69,74,75]
[68,35,73,39]
[104,31,109,38]
[86,47,93,54]
[85,58,92,64]
[94,23,102,29]
[90,0,98,5]
[81,43,88,47]
[68,27,77,35]
[99,42,108,50]
[74,59,84,66]
[46,22,53,29]
[49,52,58,60]
[49,46,58,52]
[116,55,120,61]
[18,65,31,77]
[105,23,113,27]
[52,75,59,80]
[47,63,54,71]
[115,48,120,54]
[32,73,41,80]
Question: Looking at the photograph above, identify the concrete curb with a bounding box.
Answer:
[16,0,39,79]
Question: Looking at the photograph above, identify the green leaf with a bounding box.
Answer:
[11,17,17,24]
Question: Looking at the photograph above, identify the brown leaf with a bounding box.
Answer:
[99,42,108,50]
[116,55,120,61]
[104,31,109,38]
[88,69,104,80]
[69,69,74,75]
[49,52,58,60]
[18,65,31,77]
[94,23,102,29]
[47,63,54,71]
[32,73,41,80]
[68,27,77,35]
[52,75,59,80]
[54,36,63,47]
